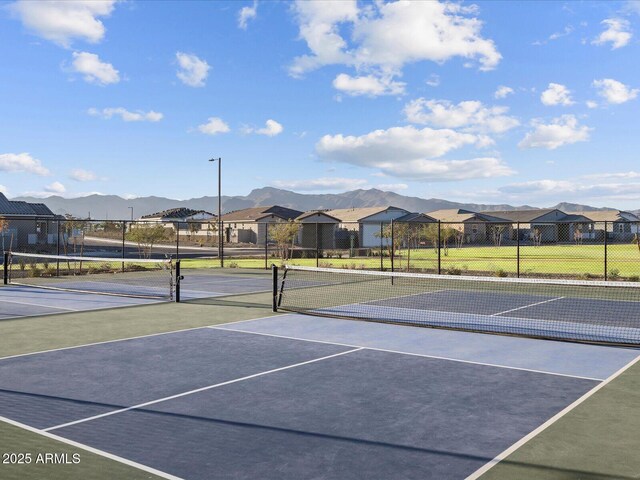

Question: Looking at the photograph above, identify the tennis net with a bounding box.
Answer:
[4,252,177,300]
[274,265,640,345]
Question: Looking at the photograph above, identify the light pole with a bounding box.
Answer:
[128,207,134,221]
[209,157,223,267]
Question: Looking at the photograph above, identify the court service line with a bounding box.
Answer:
[211,326,604,382]
[491,297,565,317]
[0,314,279,362]
[0,415,183,480]
[0,297,79,311]
[465,352,640,480]
[44,347,363,432]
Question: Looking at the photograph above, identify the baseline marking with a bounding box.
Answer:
[465,352,640,479]
[0,415,183,480]
[44,347,363,432]
[212,326,604,381]
[0,298,79,312]
[491,297,565,317]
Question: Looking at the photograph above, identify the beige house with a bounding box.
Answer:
[140,208,216,239]
[325,206,412,247]
[427,209,509,244]
[221,205,303,245]
[579,210,640,240]
[481,209,592,243]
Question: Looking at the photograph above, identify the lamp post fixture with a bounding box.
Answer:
[208,157,223,267]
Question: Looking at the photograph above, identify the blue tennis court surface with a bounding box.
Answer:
[1,313,637,479]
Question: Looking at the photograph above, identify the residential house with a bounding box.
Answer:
[427,209,510,244]
[0,193,58,251]
[578,210,640,241]
[221,205,303,245]
[325,206,412,248]
[140,208,216,239]
[479,209,592,243]
[295,211,340,249]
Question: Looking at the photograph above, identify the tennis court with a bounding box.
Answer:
[1,265,640,479]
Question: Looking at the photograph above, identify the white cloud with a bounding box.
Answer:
[8,0,117,48]
[586,100,598,109]
[0,185,8,195]
[70,51,119,85]
[176,52,210,87]
[533,25,574,45]
[271,177,368,191]
[498,179,640,203]
[256,119,283,137]
[404,99,519,134]
[376,183,408,191]
[332,73,405,97]
[289,0,500,78]
[592,18,632,49]
[0,152,50,176]
[197,117,230,135]
[69,169,97,182]
[426,74,440,87]
[316,125,513,181]
[582,171,640,180]
[592,78,639,104]
[540,83,574,106]
[45,181,66,194]
[518,115,591,150]
[238,1,258,29]
[88,107,163,122]
[494,85,514,99]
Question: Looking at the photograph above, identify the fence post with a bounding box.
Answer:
[516,222,520,278]
[175,223,180,260]
[315,222,319,268]
[390,219,395,273]
[437,221,441,274]
[271,264,278,312]
[122,221,126,272]
[604,221,608,280]
[3,252,8,284]
[56,220,61,276]
[380,222,383,271]
[264,223,268,270]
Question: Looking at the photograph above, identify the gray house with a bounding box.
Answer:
[427,209,510,244]
[295,211,340,249]
[221,205,303,245]
[0,193,57,251]
[325,206,412,248]
[579,210,640,240]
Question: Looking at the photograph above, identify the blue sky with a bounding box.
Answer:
[1,0,640,208]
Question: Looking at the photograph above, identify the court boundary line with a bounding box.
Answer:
[0,297,80,312]
[465,352,640,479]
[211,325,605,381]
[491,297,565,317]
[44,347,363,432]
[0,415,183,480]
[0,314,279,362]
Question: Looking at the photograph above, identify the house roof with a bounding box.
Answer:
[0,193,55,216]
[325,206,409,222]
[427,209,508,223]
[296,210,341,222]
[221,205,303,222]
[141,208,215,220]
[395,212,437,223]
[577,210,640,222]
[478,209,563,223]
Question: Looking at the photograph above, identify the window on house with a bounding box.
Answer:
[472,224,478,234]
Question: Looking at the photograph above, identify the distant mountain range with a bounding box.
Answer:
[11,187,624,220]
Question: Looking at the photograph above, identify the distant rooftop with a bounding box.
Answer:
[0,193,55,217]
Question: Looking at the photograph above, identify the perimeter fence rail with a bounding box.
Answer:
[1,216,639,281]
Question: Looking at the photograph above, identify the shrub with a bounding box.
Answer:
[318,261,333,268]
[608,268,620,279]
[494,268,508,277]
[628,275,640,282]
[227,262,239,268]
[446,267,462,275]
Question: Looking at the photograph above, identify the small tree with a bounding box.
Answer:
[492,225,506,247]
[188,222,200,240]
[574,227,583,245]
[269,221,300,260]
[532,228,542,247]
[127,224,170,258]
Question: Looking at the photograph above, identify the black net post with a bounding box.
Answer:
[56,220,61,276]
[516,222,520,278]
[604,221,608,280]
[3,252,8,285]
[271,264,278,312]
[390,219,395,273]
[122,221,126,272]
[437,221,442,275]
[175,259,181,303]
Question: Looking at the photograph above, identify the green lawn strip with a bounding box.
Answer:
[0,292,275,359]
[0,420,164,480]
[478,357,640,480]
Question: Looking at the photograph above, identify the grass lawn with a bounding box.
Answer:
[180,243,640,279]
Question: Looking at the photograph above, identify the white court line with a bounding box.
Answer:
[0,297,79,311]
[211,326,604,382]
[0,415,183,480]
[0,314,279,362]
[465,352,640,479]
[44,347,363,432]
[491,297,565,317]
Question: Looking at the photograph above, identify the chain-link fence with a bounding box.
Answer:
[2,216,639,281]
